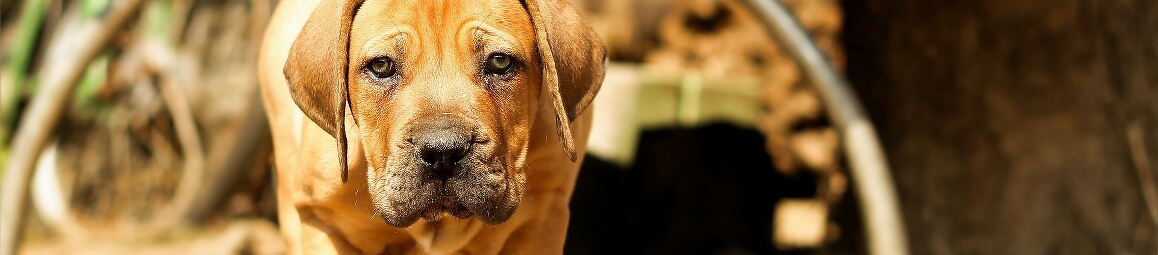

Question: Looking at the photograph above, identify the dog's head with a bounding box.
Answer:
[283,0,605,227]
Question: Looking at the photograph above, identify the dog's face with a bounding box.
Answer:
[283,0,605,227]
[348,0,540,227]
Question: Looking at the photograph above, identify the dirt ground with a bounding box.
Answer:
[842,0,1158,253]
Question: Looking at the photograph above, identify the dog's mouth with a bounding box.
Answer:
[418,184,475,222]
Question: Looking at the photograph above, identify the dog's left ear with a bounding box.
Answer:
[283,0,366,182]
[524,0,607,161]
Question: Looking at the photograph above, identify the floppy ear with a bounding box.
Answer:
[283,0,365,182]
[524,0,607,161]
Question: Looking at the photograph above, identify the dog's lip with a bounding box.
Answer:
[417,188,474,222]
[419,203,474,222]
[376,178,517,227]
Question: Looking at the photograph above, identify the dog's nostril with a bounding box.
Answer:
[418,141,469,166]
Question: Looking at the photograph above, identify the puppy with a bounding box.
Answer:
[257,0,605,253]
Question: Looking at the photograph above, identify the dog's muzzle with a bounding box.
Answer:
[410,117,477,221]
[370,115,521,227]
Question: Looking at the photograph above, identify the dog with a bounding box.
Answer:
[257,0,606,253]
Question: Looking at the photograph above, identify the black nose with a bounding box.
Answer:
[411,118,473,177]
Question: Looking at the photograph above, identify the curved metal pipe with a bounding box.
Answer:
[738,0,910,254]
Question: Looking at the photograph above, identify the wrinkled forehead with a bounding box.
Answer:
[349,0,535,51]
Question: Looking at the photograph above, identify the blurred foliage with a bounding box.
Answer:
[2,0,49,146]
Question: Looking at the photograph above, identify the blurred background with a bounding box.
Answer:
[0,0,1156,254]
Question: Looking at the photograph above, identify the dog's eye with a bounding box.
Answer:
[368,57,397,78]
[484,53,515,75]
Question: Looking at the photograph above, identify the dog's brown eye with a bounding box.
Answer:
[485,53,515,75]
[368,57,396,78]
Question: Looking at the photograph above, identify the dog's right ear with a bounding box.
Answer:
[283,0,365,183]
